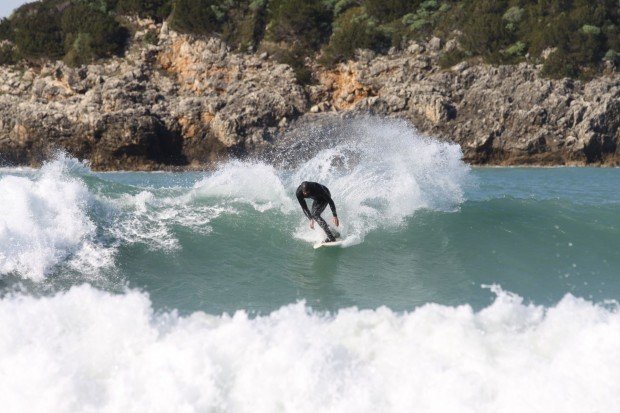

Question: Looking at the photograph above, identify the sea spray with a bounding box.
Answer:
[189,117,470,245]
[192,161,295,213]
[0,284,618,412]
[288,118,469,245]
[0,117,468,276]
[0,155,111,280]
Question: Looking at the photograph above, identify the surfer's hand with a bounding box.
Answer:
[332,216,339,227]
[310,220,315,229]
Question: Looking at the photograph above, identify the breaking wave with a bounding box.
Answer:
[0,285,618,412]
[0,117,469,280]
[0,154,112,281]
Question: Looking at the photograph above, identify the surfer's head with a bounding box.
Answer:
[300,181,310,197]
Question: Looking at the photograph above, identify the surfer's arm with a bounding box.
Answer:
[327,197,337,217]
[326,195,339,226]
[296,190,312,220]
[315,184,337,217]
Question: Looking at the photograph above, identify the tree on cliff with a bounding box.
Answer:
[11,1,65,61]
[0,0,617,79]
[321,6,388,65]
[3,0,128,65]
[169,0,223,35]
[260,0,333,84]
[265,0,332,49]
[62,2,129,66]
[116,0,173,21]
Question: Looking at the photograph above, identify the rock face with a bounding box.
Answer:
[308,45,619,166]
[0,20,618,169]
[0,22,306,170]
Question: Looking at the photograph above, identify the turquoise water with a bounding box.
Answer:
[5,165,618,315]
[1,119,619,411]
[79,167,620,314]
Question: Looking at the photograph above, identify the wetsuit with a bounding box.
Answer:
[296,181,338,242]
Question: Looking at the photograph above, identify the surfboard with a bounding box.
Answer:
[313,239,345,249]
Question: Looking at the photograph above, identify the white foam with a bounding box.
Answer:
[0,155,113,280]
[193,161,295,213]
[290,118,470,245]
[185,118,469,245]
[109,191,182,251]
[0,285,618,412]
[108,190,232,251]
[0,117,470,278]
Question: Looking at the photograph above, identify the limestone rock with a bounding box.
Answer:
[0,31,617,169]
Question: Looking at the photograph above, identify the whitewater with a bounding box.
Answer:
[0,118,619,412]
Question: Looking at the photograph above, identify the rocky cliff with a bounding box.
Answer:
[0,20,618,170]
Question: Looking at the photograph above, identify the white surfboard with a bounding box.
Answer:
[313,239,345,249]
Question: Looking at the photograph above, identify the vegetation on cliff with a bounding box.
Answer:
[0,1,128,65]
[0,0,617,80]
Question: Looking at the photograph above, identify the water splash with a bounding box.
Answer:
[0,155,112,280]
[1,284,618,412]
[0,117,471,280]
[288,117,470,245]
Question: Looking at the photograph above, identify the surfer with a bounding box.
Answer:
[296,181,340,243]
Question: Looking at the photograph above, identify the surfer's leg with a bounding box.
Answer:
[311,201,336,242]
[315,216,336,242]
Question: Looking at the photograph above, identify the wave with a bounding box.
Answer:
[108,189,229,251]
[0,284,618,412]
[0,117,469,281]
[192,161,295,213]
[191,117,470,245]
[0,154,114,281]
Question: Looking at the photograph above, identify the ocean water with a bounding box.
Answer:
[1,118,619,412]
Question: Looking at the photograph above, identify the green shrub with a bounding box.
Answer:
[169,0,224,36]
[262,0,332,83]
[115,0,172,21]
[401,0,442,38]
[502,6,523,32]
[438,48,467,69]
[143,29,159,45]
[6,0,127,64]
[169,1,267,50]
[266,0,332,50]
[61,2,128,65]
[11,2,65,60]
[542,48,579,79]
[321,7,388,64]
[0,42,18,65]
[504,41,526,58]
[604,24,619,53]
[604,49,618,63]
[459,0,512,61]
[82,0,117,13]
[220,0,267,50]
[331,0,358,17]
[363,0,420,24]
[64,33,96,66]
[0,18,12,41]
[581,24,601,36]
[0,0,617,79]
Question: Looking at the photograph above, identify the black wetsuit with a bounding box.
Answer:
[296,181,338,242]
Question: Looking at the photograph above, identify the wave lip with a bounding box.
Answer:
[193,160,295,213]
[1,285,619,412]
